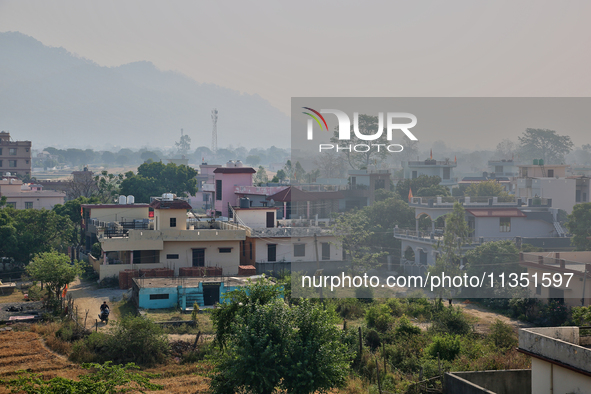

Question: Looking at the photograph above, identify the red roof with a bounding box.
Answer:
[266,186,343,202]
[149,199,193,210]
[213,167,256,174]
[465,208,526,218]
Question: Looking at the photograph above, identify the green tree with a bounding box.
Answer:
[175,129,191,156]
[329,114,388,169]
[429,202,470,298]
[518,128,574,164]
[210,299,349,394]
[0,208,17,269]
[464,180,510,198]
[566,203,591,250]
[119,162,198,203]
[254,166,269,184]
[94,171,124,203]
[53,196,101,247]
[275,169,286,181]
[26,251,82,302]
[140,150,160,162]
[396,175,442,201]
[415,184,451,197]
[12,209,74,265]
[1,362,162,394]
[245,155,260,166]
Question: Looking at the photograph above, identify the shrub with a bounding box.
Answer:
[395,315,421,336]
[365,329,381,350]
[335,299,365,320]
[426,334,461,361]
[365,304,394,332]
[430,306,472,335]
[99,276,119,288]
[386,298,403,317]
[355,286,374,300]
[488,319,517,349]
[27,284,46,301]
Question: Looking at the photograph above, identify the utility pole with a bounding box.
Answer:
[582,263,589,306]
[211,109,218,154]
[314,233,322,299]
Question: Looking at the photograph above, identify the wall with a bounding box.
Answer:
[155,208,187,230]
[444,370,531,394]
[87,206,149,223]
[4,193,65,209]
[531,358,591,394]
[159,240,241,275]
[249,235,342,264]
[138,287,178,309]
[474,216,555,239]
[214,172,254,216]
[234,209,276,228]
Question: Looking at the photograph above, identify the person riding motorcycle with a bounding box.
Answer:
[99,301,110,323]
[100,301,109,312]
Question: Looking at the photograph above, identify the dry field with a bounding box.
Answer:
[0,328,212,394]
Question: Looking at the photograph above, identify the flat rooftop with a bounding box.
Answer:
[133,276,258,289]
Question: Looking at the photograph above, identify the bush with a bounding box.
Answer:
[430,306,472,335]
[27,284,46,301]
[99,275,119,288]
[335,299,365,320]
[426,334,461,361]
[395,315,421,336]
[386,298,403,317]
[365,329,381,350]
[355,286,374,300]
[488,319,517,349]
[365,304,394,332]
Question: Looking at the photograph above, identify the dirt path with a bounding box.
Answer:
[67,278,129,330]
[456,302,532,335]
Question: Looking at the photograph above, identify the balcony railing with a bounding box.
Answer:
[409,196,522,207]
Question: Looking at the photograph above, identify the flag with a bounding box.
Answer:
[430,149,433,159]
[62,284,68,298]
[408,187,413,201]
[454,155,457,163]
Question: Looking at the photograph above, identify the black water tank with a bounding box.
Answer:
[239,197,250,209]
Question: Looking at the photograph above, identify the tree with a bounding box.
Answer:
[245,155,260,166]
[175,129,191,156]
[429,202,470,298]
[566,203,591,250]
[415,184,451,197]
[26,251,82,302]
[119,161,198,203]
[254,166,269,184]
[330,114,388,169]
[140,150,160,162]
[0,208,17,270]
[94,171,124,203]
[275,169,286,181]
[0,362,162,394]
[464,180,510,198]
[496,139,516,159]
[396,175,442,201]
[210,299,349,394]
[11,209,75,265]
[464,240,522,297]
[518,128,574,164]
[313,151,346,178]
[53,196,101,247]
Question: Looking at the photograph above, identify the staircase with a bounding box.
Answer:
[554,221,567,237]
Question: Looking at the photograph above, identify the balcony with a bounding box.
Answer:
[409,196,522,208]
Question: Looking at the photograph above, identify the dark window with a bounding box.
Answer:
[536,284,541,295]
[547,169,554,177]
[9,148,16,155]
[0,148,2,155]
[0,160,2,167]
[166,254,179,259]
[500,217,511,232]
[26,160,29,164]
[375,179,385,190]
[25,202,33,209]
[219,248,232,253]
[577,190,582,202]
[6,202,16,208]
[149,294,169,300]
[584,193,588,202]
[242,241,245,256]
[267,244,277,262]
[26,148,29,152]
[216,180,222,201]
[266,211,274,228]
[322,243,330,260]
[411,171,417,179]
[351,177,356,186]
[249,242,253,259]
[443,167,451,180]
[133,250,159,264]
[9,160,16,167]
[192,248,205,267]
[170,218,176,227]
[294,244,305,257]
[495,166,503,173]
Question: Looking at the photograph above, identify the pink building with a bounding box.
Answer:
[213,163,256,217]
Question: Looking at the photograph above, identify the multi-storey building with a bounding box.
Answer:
[0,178,65,209]
[402,157,458,189]
[0,131,32,177]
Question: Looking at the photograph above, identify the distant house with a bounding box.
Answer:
[0,131,32,177]
[402,157,457,189]
[0,179,65,209]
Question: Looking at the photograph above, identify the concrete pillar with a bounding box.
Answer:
[415,218,419,234]
[431,220,435,234]
[283,201,287,220]
[103,252,107,265]
[307,201,310,219]
[130,251,133,266]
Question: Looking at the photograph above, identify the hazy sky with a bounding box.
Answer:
[2,0,591,147]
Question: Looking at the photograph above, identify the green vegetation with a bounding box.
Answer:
[566,202,591,250]
[25,251,82,302]
[1,362,162,394]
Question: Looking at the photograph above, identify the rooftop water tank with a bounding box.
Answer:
[227,160,235,168]
[539,159,544,166]
[533,159,539,165]
[118,195,127,204]
[126,195,135,204]
[239,197,250,209]
[235,160,243,167]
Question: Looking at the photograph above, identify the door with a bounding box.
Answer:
[192,249,205,267]
[267,244,277,262]
[202,284,220,306]
[266,211,275,228]
[321,242,330,260]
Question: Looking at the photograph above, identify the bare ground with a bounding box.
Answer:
[456,301,533,334]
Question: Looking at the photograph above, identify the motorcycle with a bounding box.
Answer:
[98,308,110,324]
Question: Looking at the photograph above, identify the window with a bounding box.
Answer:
[25,148,29,152]
[215,180,222,201]
[149,294,169,300]
[351,177,356,186]
[442,167,451,180]
[25,202,33,209]
[170,217,176,227]
[219,248,232,253]
[500,217,511,232]
[411,171,417,179]
[9,148,16,155]
[495,165,503,173]
[26,160,29,164]
[577,190,582,202]
[0,148,2,155]
[322,243,330,260]
[547,169,554,177]
[536,284,541,295]
[9,160,16,167]
[166,254,179,259]
[6,202,16,208]
[294,244,306,257]
[0,160,2,167]
[375,179,385,190]
[267,244,277,262]
[249,242,253,259]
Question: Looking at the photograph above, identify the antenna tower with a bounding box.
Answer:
[211,109,218,153]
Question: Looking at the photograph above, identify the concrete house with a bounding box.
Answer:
[88,195,247,280]
[0,131,32,177]
[0,179,65,209]
[212,161,257,217]
[395,196,570,275]
[402,157,457,189]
